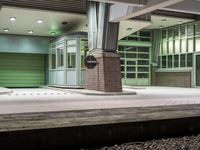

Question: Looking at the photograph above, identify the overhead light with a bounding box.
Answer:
[10,17,16,21]
[51,32,56,35]
[3,28,9,32]
[162,19,167,22]
[127,28,132,31]
[159,26,163,29]
[37,19,43,24]
[28,30,34,34]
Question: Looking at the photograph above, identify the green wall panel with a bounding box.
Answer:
[0,53,45,87]
[0,34,53,54]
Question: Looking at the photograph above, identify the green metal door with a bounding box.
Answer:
[0,53,45,87]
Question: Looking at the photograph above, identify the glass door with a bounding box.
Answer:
[196,54,200,87]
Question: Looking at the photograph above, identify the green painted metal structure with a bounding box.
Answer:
[0,53,45,87]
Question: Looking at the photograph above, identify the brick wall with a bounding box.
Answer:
[85,51,122,92]
[154,71,192,88]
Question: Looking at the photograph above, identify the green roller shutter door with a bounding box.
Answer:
[0,53,45,87]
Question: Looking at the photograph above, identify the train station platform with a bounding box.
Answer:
[0,86,200,149]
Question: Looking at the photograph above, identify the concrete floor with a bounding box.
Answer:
[0,86,200,114]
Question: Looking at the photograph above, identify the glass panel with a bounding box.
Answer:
[175,40,180,54]
[168,40,173,54]
[140,31,150,37]
[126,53,137,58]
[188,38,194,53]
[163,41,168,55]
[138,60,149,65]
[196,55,200,86]
[127,37,139,41]
[162,30,167,41]
[140,38,151,42]
[168,28,173,40]
[125,47,137,52]
[195,22,200,35]
[187,24,194,36]
[67,53,76,68]
[127,73,136,78]
[138,67,149,72]
[158,56,161,68]
[187,53,193,67]
[121,66,125,72]
[138,47,149,53]
[81,55,85,68]
[162,56,167,68]
[127,61,136,65]
[174,55,179,68]
[174,27,179,39]
[121,73,125,78]
[138,54,149,59]
[168,55,173,68]
[138,73,149,78]
[195,38,200,52]
[67,46,76,53]
[52,50,56,69]
[57,48,64,67]
[127,66,136,72]
[118,46,124,51]
[180,54,186,67]
[180,26,186,37]
[181,39,187,53]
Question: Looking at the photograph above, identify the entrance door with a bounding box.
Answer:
[196,54,200,87]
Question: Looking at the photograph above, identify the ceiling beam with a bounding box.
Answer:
[90,0,147,6]
[109,0,184,22]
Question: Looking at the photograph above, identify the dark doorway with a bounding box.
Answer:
[196,54,200,86]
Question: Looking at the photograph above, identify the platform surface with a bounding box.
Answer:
[0,86,200,114]
[0,86,199,131]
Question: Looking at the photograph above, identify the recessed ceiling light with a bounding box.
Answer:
[162,19,167,22]
[10,17,16,21]
[28,30,34,34]
[159,26,163,29]
[127,28,132,31]
[51,32,56,35]
[3,28,9,32]
[37,19,43,24]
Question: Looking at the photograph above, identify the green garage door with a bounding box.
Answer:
[0,53,45,87]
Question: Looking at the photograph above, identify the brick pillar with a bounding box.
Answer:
[85,50,122,92]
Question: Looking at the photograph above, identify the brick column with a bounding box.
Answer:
[85,50,122,92]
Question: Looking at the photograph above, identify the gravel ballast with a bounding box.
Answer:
[92,135,200,150]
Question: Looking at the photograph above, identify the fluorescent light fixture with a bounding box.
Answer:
[127,28,132,31]
[37,19,43,24]
[162,19,167,22]
[3,28,9,32]
[10,17,16,21]
[28,30,34,34]
[159,26,163,29]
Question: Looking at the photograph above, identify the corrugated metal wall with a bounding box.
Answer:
[0,53,45,87]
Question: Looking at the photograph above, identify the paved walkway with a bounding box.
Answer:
[0,86,200,114]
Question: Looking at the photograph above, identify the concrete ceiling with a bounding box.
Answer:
[0,6,195,38]
[0,7,87,37]
[146,14,194,29]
